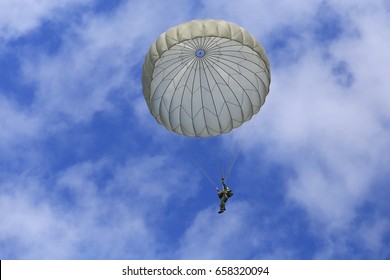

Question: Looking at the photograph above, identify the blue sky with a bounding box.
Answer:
[1,0,389,259]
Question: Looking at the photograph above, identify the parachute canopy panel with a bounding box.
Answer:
[142,19,271,137]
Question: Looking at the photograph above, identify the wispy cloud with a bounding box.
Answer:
[0,0,94,39]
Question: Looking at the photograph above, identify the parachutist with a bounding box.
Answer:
[216,177,233,214]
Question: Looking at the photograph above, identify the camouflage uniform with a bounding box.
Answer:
[217,178,233,214]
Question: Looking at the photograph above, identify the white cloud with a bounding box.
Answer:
[176,202,258,259]
[330,5,390,123]
[0,95,42,152]
[0,0,93,39]
[0,152,200,259]
[356,216,390,257]
[196,0,321,37]
[0,174,77,258]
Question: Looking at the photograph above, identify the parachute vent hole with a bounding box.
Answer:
[195,49,205,57]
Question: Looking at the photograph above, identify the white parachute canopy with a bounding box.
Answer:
[142,19,271,137]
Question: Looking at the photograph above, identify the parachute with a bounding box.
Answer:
[142,19,271,137]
